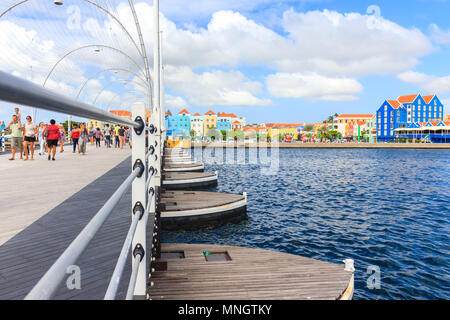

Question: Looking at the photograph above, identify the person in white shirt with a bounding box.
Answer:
[23,115,37,160]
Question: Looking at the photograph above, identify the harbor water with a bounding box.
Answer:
[162,148,450,299]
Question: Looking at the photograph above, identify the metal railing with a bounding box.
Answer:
[0,71,161,300]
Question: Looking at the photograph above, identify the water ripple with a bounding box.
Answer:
[162,148,450,300]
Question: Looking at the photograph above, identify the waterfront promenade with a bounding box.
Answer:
[190,142,450,149]
[0,145,131,245]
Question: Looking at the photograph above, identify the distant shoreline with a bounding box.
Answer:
[188,142,450,149]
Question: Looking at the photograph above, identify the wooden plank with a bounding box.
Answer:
[148,243,353,300]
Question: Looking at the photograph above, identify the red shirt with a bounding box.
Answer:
[47,125,61,140]
[72,129,80,139]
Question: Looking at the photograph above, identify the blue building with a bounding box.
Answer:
[165,109,191,137]
[216,112,237,132]
[376,94,445,142]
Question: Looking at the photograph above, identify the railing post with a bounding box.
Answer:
[131,102,147,299]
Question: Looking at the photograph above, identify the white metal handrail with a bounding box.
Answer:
[0,71,142,129]
[104,189,155,300]
[25,166,143,300]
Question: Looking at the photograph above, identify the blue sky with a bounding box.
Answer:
[0,0,449,125]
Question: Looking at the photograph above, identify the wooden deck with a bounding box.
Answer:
[0,144,131,245]
[163,162,204,172]
[150,243,353,300]
[0,156,152,300]
[159,191,247,230]
[163,171,215,181]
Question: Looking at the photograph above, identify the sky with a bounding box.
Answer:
[0,0,450,125]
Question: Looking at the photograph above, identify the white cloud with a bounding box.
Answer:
[429,24,450,45]
[398,71,450,95]
[0,2,437,106]
[164,65,272,106]
[164,94,189,109]
[267,72,363,101]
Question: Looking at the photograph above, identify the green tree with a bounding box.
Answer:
[190,129,195,139]
[206,127,220,141]
[220,130,227,141]
[61,120,79,132]
[230,129,244,141]
[304,125,314,132]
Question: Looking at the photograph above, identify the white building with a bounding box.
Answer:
[190,112,203,138]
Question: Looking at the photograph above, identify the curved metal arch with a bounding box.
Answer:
[0,0,143,64]
[93,79,149,105]
[43,44,146,87]
[107,93,147,111]
[110,96,147,112]
[76,67,149,100]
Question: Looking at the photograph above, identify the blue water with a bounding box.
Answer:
[162,148,450,300]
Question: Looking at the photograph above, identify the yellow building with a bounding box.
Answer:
[203,110,217,133]
[267,126,298,139]
[88,120,103,130]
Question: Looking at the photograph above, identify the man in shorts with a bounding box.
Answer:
[6,114,23,160]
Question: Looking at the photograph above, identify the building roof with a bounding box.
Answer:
[178,109,189,115]
[193,113,201,116]
[263,123,305,128]
[335,114,373,119]
[387,100,401,109]
[243,126,266,131]
[205,110,216,116]
[397,94,419,104]
[422,95,435,104]
[218,113,237,118]
[109,110,131,117]
[232,120,241,124]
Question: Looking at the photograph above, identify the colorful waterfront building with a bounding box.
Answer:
[203,110,217,133]
[334,114,374,139]
[376,94,445,142]
[231,120,242,130]
[217,112,238,132]
[165,110,173,135]
[174,109,191,136]
[395,120,450,143]
[191,113,203,137]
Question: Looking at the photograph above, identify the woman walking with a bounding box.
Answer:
[70,124,80,153]
[59,125,66,153]
[79,123,88,155]
[23,116,37,161]
[118,126,125,149]
[38,122,46,155]
[94,127,102,147]
[45,119,61,161]
[89,126,94,146]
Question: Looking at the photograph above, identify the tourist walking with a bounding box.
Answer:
[23,116,37,161]
[94,127,102,147]
[79,123,88,155]
[38,122,46,155]
[70,124,80,153]
[59,125,66,153]
[114,125,120,148]
[104,124,112,148]
[89,126,94,146]
[45,119,60,161]
[5,114,23,160]
[118,125,125,149]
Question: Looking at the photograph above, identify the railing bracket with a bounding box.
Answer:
[133,202,145,220]
[133,244,145,262]
[133,159,145,177]
[133,116,145,135]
